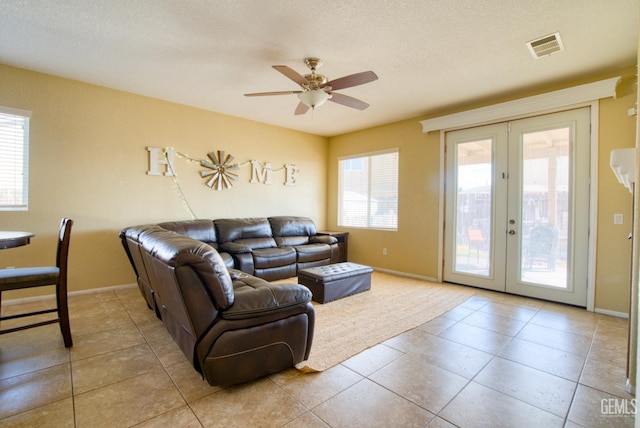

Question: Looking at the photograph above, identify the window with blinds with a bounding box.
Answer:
[338,149,398,230]
[0,108,30,211]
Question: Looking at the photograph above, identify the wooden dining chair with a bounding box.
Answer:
[0,218,74,347]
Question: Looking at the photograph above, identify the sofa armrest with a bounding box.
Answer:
[221,242,253,253]
[233,253,255,275]
[310,235,338,245]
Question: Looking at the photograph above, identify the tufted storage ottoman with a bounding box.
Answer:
[297,262,373,303]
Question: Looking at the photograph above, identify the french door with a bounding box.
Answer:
[443,108,590,306]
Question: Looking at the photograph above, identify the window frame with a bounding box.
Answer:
[0,106,31,211]
[337,148,399,230]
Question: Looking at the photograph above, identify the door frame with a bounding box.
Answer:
[434,100,601,311]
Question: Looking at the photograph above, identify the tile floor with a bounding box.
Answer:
[0,281,635,427]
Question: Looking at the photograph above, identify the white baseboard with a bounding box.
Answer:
[2,283,137,306]
[371,267,438,283]
[595,307,629,319]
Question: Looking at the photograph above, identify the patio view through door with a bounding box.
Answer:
[443,108,590,306]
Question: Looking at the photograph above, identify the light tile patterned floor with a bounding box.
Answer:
[0,281,635,427]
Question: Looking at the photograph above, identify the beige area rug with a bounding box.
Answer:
[292,271,475,373]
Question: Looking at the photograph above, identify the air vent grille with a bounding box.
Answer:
[527,32,564,59]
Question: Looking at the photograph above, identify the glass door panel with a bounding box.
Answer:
[454,139,493,277]
[505,108,590,306]
[444,123,507,292]
[519,128,569,288]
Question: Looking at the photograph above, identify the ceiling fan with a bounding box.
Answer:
[244,58,378,115]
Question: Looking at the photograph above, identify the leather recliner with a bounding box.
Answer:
[215,217,339,281]
[120,220,234,314]
[132,226,314,386]
[268,216,339,271]
[215,218,298,281]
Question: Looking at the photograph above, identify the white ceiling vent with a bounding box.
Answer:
[527,32,564,59]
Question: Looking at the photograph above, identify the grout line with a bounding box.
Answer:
[114,289,219,427]
[432,296,585,424]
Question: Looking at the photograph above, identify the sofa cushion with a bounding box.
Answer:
[269,216,317,237]
[222,276,311,320]
[252,247,297,269]
[295,243,331,263]
[233,237,277,250]
[275,235,310,247]
[158,219,217,246]
[215,218,272,243]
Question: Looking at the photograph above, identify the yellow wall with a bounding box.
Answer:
[327,66,638,314]
[595,70,638,312]
[0,64,328,298]
[1,63,637,313]
[327,119,439,279]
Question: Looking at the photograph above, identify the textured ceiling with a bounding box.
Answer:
[0,0,637,137]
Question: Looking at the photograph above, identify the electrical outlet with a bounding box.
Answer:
[614,213,623,225]
[382,248,387,255]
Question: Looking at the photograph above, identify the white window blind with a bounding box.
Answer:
[0,108,30,211]
[338,149,398,230]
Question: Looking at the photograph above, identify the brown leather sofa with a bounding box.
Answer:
[216,217,339,281]
[119,224,314,386]
[120,216,336,309]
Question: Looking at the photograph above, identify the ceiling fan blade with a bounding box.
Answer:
[273,65,309,87]
[328,92,370,110]
[244,90,302,97]
[294,102,310,115]
[326,71,378,91]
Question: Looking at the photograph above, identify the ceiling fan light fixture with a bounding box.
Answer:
[298,89,330,109]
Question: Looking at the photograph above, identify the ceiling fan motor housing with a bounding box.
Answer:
[302,58,328,89]
[303,73,328,89]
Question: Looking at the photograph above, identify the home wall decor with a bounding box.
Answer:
[146,146,299,190]
[200,150,239,190]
